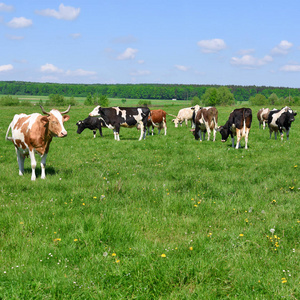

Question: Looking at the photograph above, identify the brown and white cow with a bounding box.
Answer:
[193,107,218,141]
[172,105,200,128]
[217,108,252,149]
[147,109,167,135]
[257,108,270,129]
[5,105,70,180]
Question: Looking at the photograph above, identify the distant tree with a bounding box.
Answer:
[217,87,235,106]
[48,94,66,106]
[67,96,77,106]
[84,93,93,105]
[98,95,109,107]
[268,93,278,105]
[0,95,19,106]
[121,99,127,104]
[201,88,218,106]
[249,94,267,106]
[191,96,201,106]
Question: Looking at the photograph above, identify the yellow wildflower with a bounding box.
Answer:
[161,254,166,257]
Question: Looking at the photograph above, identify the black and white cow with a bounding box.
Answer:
[76,116,105,138]
[217,108,252,149]
[268,106,297,141]
[89,106,150,141]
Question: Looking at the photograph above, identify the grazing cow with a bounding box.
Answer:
[76,116,105,138]
[147,109,167,135]
[192,107,218,141]
[268,106,297,141]
[171,105,200,127]
[217,108,252,149]
[89,106,150,141]
[257,108,270,129]
[5,105,70,180]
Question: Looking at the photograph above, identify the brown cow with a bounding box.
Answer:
[193,107,218,141]
[147,109,167,135]
[257,108,270,129]
[5,105,70,180]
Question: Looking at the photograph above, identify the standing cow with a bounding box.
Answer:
[147,109,167,135]
[89,106,150,141]
[268,106,297,141]
[257,108,270,129]
[217,108,252,149]
[171,105,200,128]
[76,116,105,138]
[5,105,70,180]
[193,107,218,141]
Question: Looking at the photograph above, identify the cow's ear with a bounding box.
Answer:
[294,112,297,116]
[63,115,70,122]
[41,116,49,125]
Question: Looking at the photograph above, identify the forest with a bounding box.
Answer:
[0,81,300,102]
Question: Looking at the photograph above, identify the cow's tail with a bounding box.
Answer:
[167,113,177,118]
[5,121,13,141]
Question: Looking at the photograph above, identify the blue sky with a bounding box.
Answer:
[1,0,300,87]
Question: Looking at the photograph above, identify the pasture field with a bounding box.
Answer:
[0,104,299,299]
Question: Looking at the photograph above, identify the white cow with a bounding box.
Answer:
[172,105,200,128]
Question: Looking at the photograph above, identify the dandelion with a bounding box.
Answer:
[281,278,287,283]
[103,252,108,257]
[239,234,244,237]
[245,218,249,223]
[271,199,276,204]
[20,222,24,224]
[270,228,275,234]
[161,254,166,257]
[112,253,116,257]
[116,260,120,263]
[74,239,78,242]
[82,203,85,206]
[93,196,97,199]
[194,205,198,208]
[53,238,61,242]
[189,247,193,251]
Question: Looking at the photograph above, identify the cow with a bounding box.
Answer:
[217,108,252,149]
[268,106,297,141]
[5,105,71,180]
[257,108,270,129]
[192,107,218,141]
[147,109,167,135]
[89,106,150,141]
[76,116,105,138]
[171,105,200,128]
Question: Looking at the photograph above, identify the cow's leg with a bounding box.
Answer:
[93,130,96,138]
[29,150,37,181]
[245,130,249,149]
[207,127,211,141]
[98,125,103,137]
[213,128,216,142]
[235,130,241,149]
[286,128,290,140]
[152,126,155,136]
[41,153,47,179]
[138,122,145,141]
[263,121,266,130]
[16,149,25,176]
[274,132,277,140]
[279,129,284,141]
[163,121,167,135]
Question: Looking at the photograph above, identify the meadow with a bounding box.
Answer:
[0,101,299,299]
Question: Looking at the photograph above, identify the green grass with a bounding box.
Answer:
[0,104,299,299]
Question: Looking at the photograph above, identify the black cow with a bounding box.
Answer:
[268,106,297,141]
[89,106,150,141]
[76,116,105,138]
[217,108,252,149]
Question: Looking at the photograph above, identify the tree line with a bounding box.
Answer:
[0,81,300,102]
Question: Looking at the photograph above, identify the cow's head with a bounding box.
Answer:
[216,125,229,142]
[89,106,101,117]
[172,118,182,128]
[40,105,70,137]
[287,111,297,123]
[76,120,85,134]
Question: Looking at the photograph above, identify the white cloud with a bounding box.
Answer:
[7,35,24,40]
[197,39,226,53]
[237,49,255,55]
[117,48,138,60]
[175,65,189,71]
[70,33,81,39]
[0,3,14,12]
[130,70,150,76]
[280,64,300,72]
[230,55,273,68]
[65,69,96,76]
[271,40,293,55]
[35,4,80,21]
[40,63,64,73]
[7,17,32,28]
[0,64,13,72]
